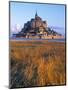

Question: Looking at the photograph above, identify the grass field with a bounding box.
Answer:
[9,40,66,88]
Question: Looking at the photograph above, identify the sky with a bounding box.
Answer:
[10,1,66,35]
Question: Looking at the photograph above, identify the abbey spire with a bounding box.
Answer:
[35,11,38,18]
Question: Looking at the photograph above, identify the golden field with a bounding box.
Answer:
[9,40,66,88]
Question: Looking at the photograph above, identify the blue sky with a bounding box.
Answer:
[10,2,65,35]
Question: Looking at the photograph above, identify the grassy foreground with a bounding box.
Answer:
[10,40,66,88]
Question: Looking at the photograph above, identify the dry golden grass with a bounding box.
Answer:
[10,40,66,88]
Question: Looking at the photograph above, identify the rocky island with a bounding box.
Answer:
[13,12,64,39]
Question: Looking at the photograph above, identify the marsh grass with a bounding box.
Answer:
[10,40,66,88]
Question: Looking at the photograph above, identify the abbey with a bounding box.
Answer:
[15,12,64,39]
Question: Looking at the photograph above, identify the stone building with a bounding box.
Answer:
[16,12,48,38]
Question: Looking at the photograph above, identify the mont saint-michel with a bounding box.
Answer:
[13,12,64,39]
[10,2,66,88]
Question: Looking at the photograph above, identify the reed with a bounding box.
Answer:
[10,40,65,88]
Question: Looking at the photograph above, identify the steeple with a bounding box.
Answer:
[35,11,38,17]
